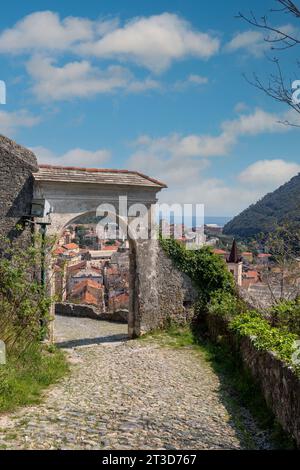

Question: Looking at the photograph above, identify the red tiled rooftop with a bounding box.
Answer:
[72,279,103,292]
[63,243,79,250]
[106,267,119,275]
[53,247,66,255]
[102,245,119,251]
[65,251,78,257]
[257,253,272,258]
[244,271,259,278]
[81,291,98,305]
[109,292,129,302]
[213,249,227,255]
[67,261,87,272]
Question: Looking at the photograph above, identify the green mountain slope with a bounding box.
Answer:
[223,173,300,239]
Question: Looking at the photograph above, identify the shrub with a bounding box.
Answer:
[270,299,300,336]
[0,236,52,353]
[0,235,68,412]
[229,311,299,371]
[208,290,244,317]
[160,237,235,309]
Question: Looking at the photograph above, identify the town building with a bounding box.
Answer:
[241,252,253,263]
[226,240,243,286]
[70,279,105,311]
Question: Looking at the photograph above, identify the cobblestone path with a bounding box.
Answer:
[0,316,271,450]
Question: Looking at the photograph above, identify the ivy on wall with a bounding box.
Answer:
[159,236,235,309]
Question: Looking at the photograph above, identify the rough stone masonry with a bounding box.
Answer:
[0,135,38,245]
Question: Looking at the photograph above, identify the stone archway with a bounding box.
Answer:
[53,209,139,338]
[33,164,167,338]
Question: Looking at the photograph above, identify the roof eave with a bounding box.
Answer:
[36,164,167,189]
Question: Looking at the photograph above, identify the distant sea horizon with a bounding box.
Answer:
[159,215,233,228]
[203,216,232,227]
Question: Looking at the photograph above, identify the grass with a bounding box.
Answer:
[0,343,69,413]
[140,324,296,449]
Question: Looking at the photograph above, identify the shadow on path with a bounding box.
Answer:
[56,334,128,349]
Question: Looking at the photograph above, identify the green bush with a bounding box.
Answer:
[208,290,244,317]
[229,311,299,371]
[160,237,235,309]
[270,299,300,336]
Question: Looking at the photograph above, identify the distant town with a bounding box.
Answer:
[53,223,130,318]
[52,219,283,316]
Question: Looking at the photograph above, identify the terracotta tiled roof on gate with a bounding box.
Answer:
[34,164,167,189]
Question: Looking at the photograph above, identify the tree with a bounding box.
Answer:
[257,224,300,303]
[238,0,300,125]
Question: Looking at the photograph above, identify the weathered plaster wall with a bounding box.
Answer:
[0,135,38,245]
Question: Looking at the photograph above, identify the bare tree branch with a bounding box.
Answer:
[238,1,300,126]
[237,6,300,50]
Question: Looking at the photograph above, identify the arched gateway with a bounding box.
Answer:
[0,136,197,340]
[33,164,167,338]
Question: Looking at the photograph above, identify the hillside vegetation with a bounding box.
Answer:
[0,235,68,412]
[223,173,300,239]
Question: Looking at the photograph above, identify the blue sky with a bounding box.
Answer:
[0,0,300,216]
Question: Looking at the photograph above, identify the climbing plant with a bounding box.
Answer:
[160,236,235,309]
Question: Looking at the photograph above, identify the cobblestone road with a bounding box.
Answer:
[0,316,272,450]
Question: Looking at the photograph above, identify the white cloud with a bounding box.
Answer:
[238,159,300,188]
[131,108,290,161]
[0,11,219,103]
[159,178,264,216]
[26,56,160,101]
[126,108,300,215]
[127,148,266,215]
[173,74,208,91]
[234,102,249,113]
[225,30,266,57]
[225,24,298,57]
[0,11,220,73]
[76,12,220,72]
[0,109,40,135]
[32,146,111,167]
[0,11,95,54]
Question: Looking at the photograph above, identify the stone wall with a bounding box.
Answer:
[156,244,197,325]
[239,285,297,311]
[129,239,197,337]
[0,135,38,245]
[55,302,128,323]
[206,313,300,447]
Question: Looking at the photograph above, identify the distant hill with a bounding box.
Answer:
[223,173,300,239]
